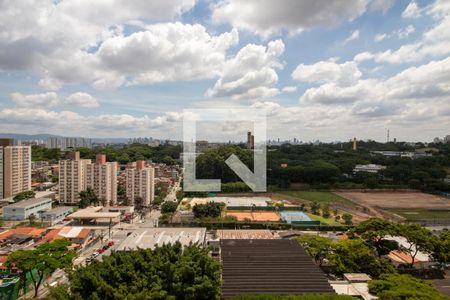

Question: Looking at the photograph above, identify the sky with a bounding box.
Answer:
[0,0,449,142]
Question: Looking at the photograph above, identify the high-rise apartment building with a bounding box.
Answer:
[59,152,91,204]
[1,145,31,199]
[86,154,117,206]
[126,160,155,206]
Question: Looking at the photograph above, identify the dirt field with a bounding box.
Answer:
[336,192,450,209]
[226,211,280,222]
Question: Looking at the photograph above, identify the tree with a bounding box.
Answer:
[322,204,331,218]
[7,239,75,298]
[368,273,448,300]
[350,218,398,256]
[296,235,333,267]
[78,187,98,208]
[13,190,36,202]
[192,202,223,219]
[68,243,221,299]
[397,224,434,267]
[161,201,178,214]
[28,213,37,226]
[327,239,396,278]
[432,230,450,267]
[310,202,321,215]
[342,213,353,225]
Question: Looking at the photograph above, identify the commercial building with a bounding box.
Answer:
[116,228,206,251]
[86,154,118,206]
[58,152,91,204]
[66,206,121,224]
[1,144,31,199]
[126,160,155,206]
[46,137,92,150]
[220,239,335,299]
[3,198,53,221]
[40,206,73,225]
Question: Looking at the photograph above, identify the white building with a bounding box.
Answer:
[3,197,53,221]
[353,164,386,173]
[126,160,155,206]
[40,206,73,225]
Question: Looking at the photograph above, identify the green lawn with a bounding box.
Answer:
[389,209,450,220]
[305,212,341,226]
[277,191,353,206]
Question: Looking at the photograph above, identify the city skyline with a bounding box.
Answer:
[0,0,449,142]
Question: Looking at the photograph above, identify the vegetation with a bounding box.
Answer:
[231,295,357,300]
[161,201,178,214]
[350,218,399,256]
[276,191,352,206]
[7,239,75,298]
[389,209,450,220]
[297,235,396,278]
[368,273,448,300]
[78,187,99,208]
[192,202,224,218]
[57,243,221,299]
[13,190,35,202]
[432,230,450,267]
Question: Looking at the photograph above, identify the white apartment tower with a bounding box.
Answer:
[58,152,91,204]
[1,145,32,199]
[126,160,155,206]
[86,154,117,206]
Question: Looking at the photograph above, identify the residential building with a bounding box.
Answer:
[3,198,52,221]
[2,145,31,199]
[86,154,118,206]
[126,160,155,206]
[59,152,91,204]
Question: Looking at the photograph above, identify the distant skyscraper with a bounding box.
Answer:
[86,154,117,206]
[247,131,254,149]
[126,160,155,206]
[352,138,357,151]
[59,152,91,204]
[1,145,31,199]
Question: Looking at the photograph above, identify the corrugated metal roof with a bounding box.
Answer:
[220,239,335,299]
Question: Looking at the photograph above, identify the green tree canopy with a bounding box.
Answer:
[7,239,75,298]
[78,187,98,208]
[192,202,223,219]
[161,201,178,214]
[368,273,448,300]
[13,190,35,202]
[67,243,221,300]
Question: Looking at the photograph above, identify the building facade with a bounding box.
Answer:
[2,146,32,199]
[59,155,91,204]
[86,154,118,206]
[126,160,155,206]
[0,146,3,199]
[3,197,53,221]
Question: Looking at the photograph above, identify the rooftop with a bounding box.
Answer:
[67,206,121,219]
[220,239,335,299]
[216,230,274,240]
[116,228,206,251]
[41,206,73,215]
[4,197,52,208]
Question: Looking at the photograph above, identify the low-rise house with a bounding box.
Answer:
[40,206,73,225]
[42,227,93,248]
[353,164,386,173]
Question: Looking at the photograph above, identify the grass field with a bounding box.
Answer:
[305,212,341,225]
[388,208,450,220]
[277,191,354,206]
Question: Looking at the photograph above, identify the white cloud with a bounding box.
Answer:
[375,25,415,42]
[402,1,422,18]
[211,0,370,37]
[206,39,284,101]
[282,86,297,93]
[65,92,100,108]
[355,16,450,63]
[370,0,395,14]
[344,30,360,44]
[11,92,59,108]
[292,60,362,86]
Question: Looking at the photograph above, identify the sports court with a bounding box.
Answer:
[226,211,280,222]
[190,196,271,207]
[279,211,312,224]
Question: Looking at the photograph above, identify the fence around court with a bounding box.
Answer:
[226,206,306,211]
